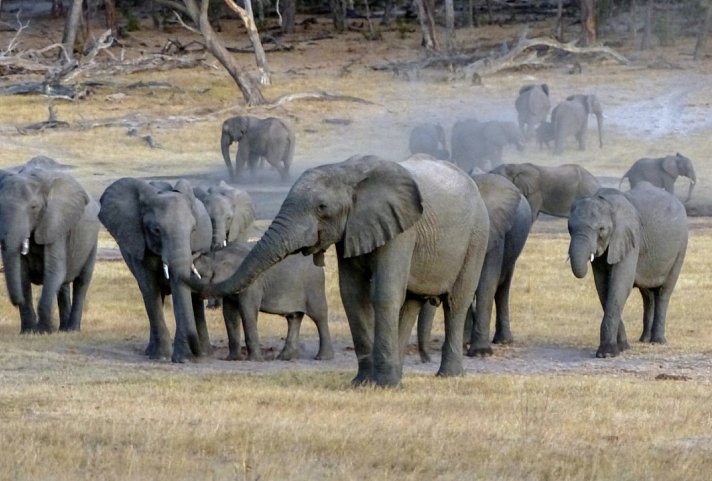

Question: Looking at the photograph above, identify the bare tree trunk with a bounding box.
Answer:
[224,0,271,85]
[416,0,438,50]
[579,0,596,46]
[445,0,455,51]
[330,0,346,32]
[694,4,712,60]
[629,0,637,42]
[640,0,653,50]
[62,0,84,60]
[381,0,394,27]
[279,0,296,33]
[554,0,564,41]
[104,0,119,38]
[51,0,66,17]
[183,0,265,105]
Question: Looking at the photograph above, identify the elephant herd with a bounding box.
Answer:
[0,96,699,387]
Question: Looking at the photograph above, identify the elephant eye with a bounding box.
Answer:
[317,203,328,216]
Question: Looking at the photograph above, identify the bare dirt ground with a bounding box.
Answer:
[2,5,712,387]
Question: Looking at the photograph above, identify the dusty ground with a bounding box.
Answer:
[1,5,712,383]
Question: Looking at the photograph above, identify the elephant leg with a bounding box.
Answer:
[617,318,630,351]
[277,312,303,361]
[37,259,67,333]
[639,287,655,342]
[468,249,502,356]
[338,257,375,386]
[651,251,685,344]
[57,284,71,331]
[170,281,202,363]
[308,296,334,361]
[417,302,437,363]
[596,258,636,358]
[237,294,263,361]
[125,258,171,359]
[64,251,96,332]
[192,292,212,356]
[18,264,37,333]
[234,147,249,182]
[493,266,516,345]
[222,297,243,360]
[576,129,587,151]
[398,297,423,365]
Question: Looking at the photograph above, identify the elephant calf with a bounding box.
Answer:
[451,119,525,172]
[192,242,334,361]
[568,183,688,358]
[619,153,696,203]
[408,123,449,160]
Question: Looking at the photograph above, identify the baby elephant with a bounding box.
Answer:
[535,121,555,151]
[619,153,696,203]
[192,242,334,361]
[408,123,449,160]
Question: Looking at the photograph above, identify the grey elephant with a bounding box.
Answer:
[535,121,555,151]
[190,155,492,387]
[451,119,525,172]
[418,173,532,361]
[193,181,255,249]
[515,84,551,140]
[619,153,696,203]
[491,162,600,220]
[568,183,688,358]
[0,166,99,333]
[99,178,213,362]
[221,115,295,182]
[408,123,449,159]
[551,94,603,154]
[192,241,334,361]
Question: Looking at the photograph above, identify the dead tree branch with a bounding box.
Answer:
[265,90,377,108]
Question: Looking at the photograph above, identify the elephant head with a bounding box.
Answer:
[192,155,423,297]
[567,94,603,148]
[0,168,89,306]
[568,188,640,279]
[220,116,250,177]
[194,181,255,249]
[664,153,696,203]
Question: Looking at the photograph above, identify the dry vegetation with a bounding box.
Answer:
[1,6,712,481]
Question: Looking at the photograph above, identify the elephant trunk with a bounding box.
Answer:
[0,218,31,306]
[212,219,228,249]
[2,247,25,306]
[595,112,603,149]
[569,233,595,279]
[196,208,310,297]
[220,133,234,181]
[685,169,697,204]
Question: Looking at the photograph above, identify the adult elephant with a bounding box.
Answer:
[418,173,532,360]
[451,119,525,172]
[193,181,255,249]
[193,241,333,361]
[190,155,493,387]
[221,115,295,182]
[99,178,213,362]
[408,123,449,159]
[568,183,688,358]
[491,162,600,220]
[0,166,99,333]
[619,153,696,203]
[515,84,551,140]
[551,94,603,154]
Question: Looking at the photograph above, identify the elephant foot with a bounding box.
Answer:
[595,343,620,358]
[145,341,172,360]
[492,334,513,345]
[20,324,38,334]
[436,363,464,378]
[639,333,652,343]
[618,340,631,352]
[466,345,493,357]
[171,341,197,363]
[58,323,80,333]
[277,345,299,361]
[650,335,667,344]
[314,347,335,361]
[246,351,264,362]
[374,369,402,388]
[225,350,244,361]
[351,373,374,387]
[35,322,54,334]
[419,350,432,363]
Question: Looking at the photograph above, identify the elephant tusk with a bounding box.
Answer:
[163,263,170,280]
[590,253,595,262]
[223,240,227,247]
[21,238,29,256]
[191,264,201,280]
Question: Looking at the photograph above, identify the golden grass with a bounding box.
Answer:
[2,16,712,481]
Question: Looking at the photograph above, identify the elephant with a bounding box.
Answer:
[193,181,255,249]
[220,115,295,182]
[408,123,449,159]
[189,155,494,387]
[568,183,688,358]
[515,84,551,140]
[417,173,533,360]
[535,121,555,151]
[192,241,334,361]
[0,166,99,333]
[451,119,525,172]
[99,178,213,362]
[619,153,696,203]
[551,94,603,154]
[490,162,601,220]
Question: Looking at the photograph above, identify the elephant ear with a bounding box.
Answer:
[661,156,678,176]
[31,170,89,245]
[511,165,541,197]
[228,188,255,242]
[603,191,641,264]
[99,177,156,260]
[473,174,521,251]
[176,181,212,254]
[192,186,209,202]
[343,157,423,258]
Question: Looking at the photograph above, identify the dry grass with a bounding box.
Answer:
[1,12,712,481]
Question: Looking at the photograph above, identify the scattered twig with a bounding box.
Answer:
[17,105,70,134]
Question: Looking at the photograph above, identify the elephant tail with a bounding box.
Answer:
[619,173,628,191]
